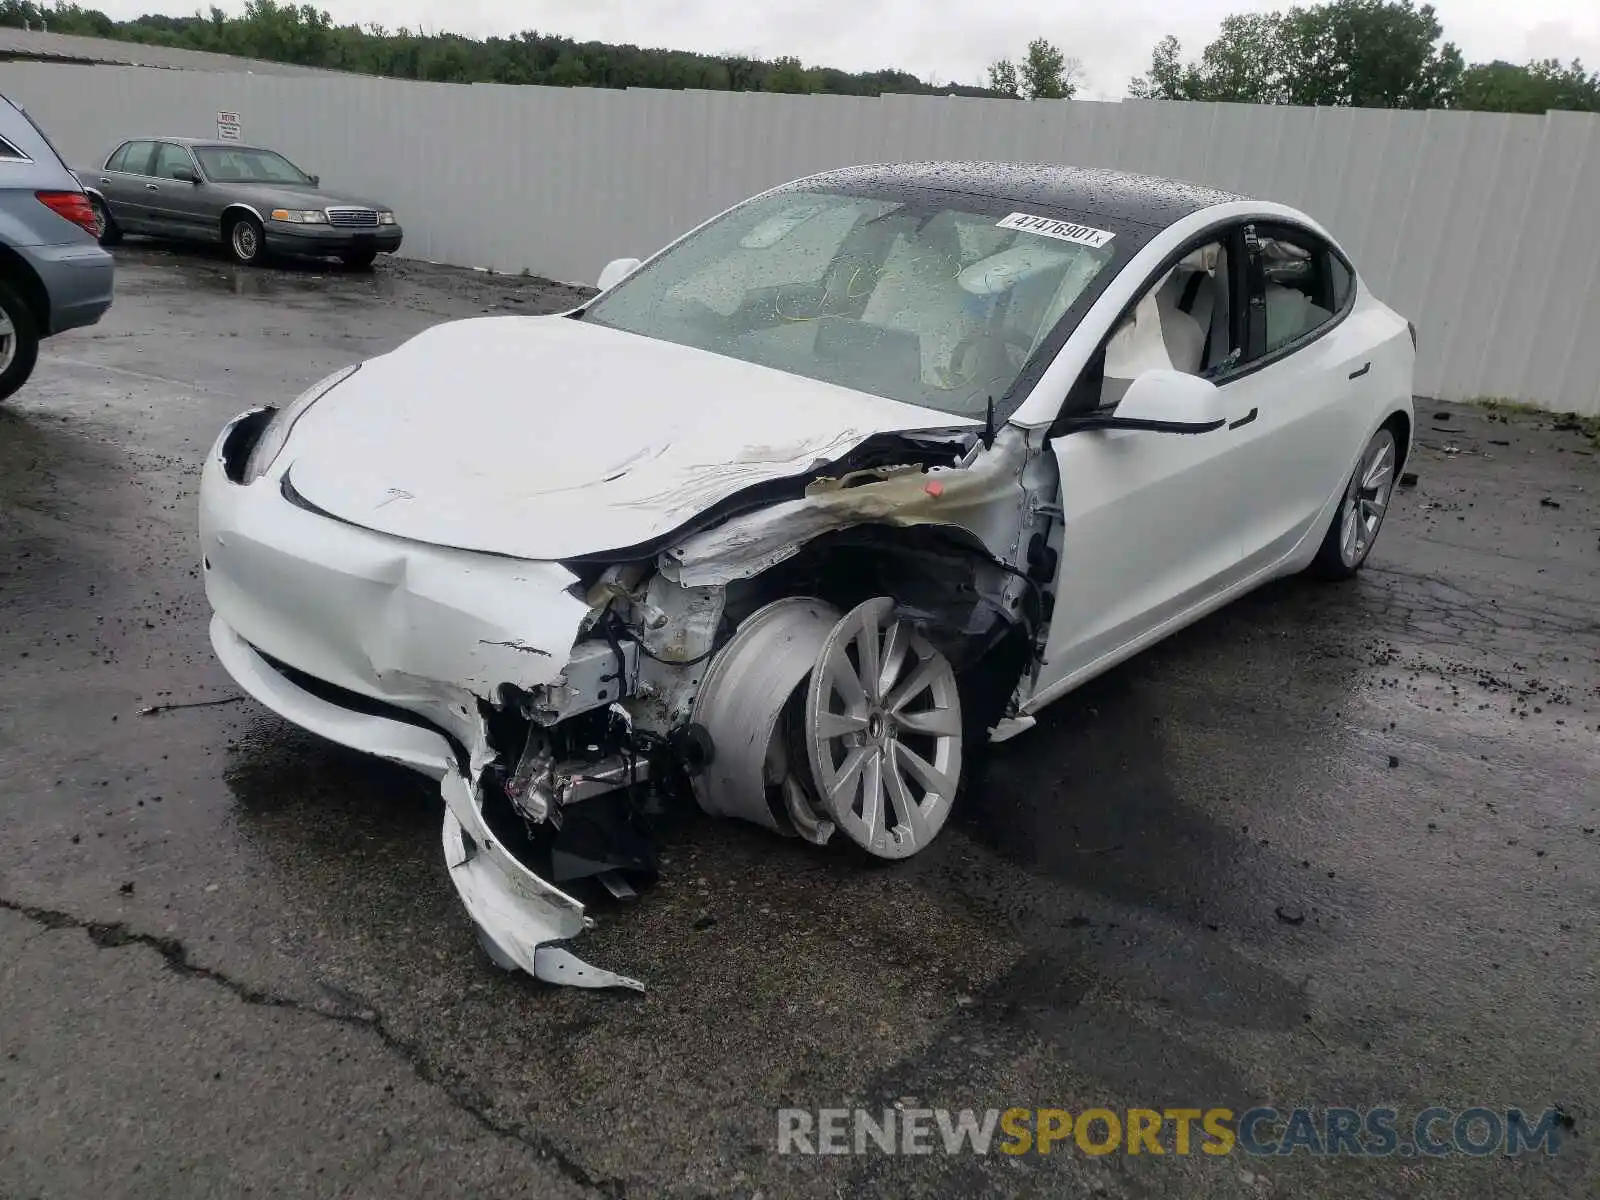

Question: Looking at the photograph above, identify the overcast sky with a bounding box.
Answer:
[91,0,1600,100]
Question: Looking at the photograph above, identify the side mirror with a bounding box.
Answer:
[1113,370,1228,431]
[597,256,642,292]
[174,167,200,184]
[309,174,320,187]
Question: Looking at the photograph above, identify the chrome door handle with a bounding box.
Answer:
[99,177,111,185]
[145,183,159,191]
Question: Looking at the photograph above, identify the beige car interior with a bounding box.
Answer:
[1100,241,1230,408]
[1261,237,1333,352]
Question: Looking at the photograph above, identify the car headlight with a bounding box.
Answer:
[242,364,360,484]
[270,208,329,224]
[377,211,396,225]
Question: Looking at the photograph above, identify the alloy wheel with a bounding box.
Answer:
[0,305,16,375]
[805,597,963,859]
[1339,429,1397,568]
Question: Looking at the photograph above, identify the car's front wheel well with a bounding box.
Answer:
[0,244,51,333]
[220,206,260,237]
[727,522,1037,740]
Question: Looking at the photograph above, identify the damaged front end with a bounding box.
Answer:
[203,411,1058,994]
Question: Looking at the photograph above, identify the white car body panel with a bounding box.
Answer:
[281,315,973,561]
[198,168,1416,992]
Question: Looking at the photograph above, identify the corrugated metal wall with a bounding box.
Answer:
[3,61,1597,413]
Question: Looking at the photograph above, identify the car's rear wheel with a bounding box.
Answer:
[341,249,378,270]
[1309,426,1399,580]
[0,278,42,403]
[226,213,266,266]
[89,194,121,246]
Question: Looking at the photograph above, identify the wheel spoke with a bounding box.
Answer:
[885,753,931,848]
[894,742,956,801]
[859,751,885,844]
[827,744,871,803]
[854,622,882,704]
[877,620,910,698]
[815,710,869,741]
[892,705,962,737]
[827,645,868,709]
[885,654,941,714]
[1340,502,1360,560]
[0,313,13,337]
[1363,444,1394,491]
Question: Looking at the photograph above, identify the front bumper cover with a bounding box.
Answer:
[200,412,642,992]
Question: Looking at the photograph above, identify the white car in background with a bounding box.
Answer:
[199,162,1415,991]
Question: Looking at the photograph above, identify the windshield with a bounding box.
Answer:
[583,189,1120,417]
[195,147,313,185]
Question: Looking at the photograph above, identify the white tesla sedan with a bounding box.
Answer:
[200,163,1414,990]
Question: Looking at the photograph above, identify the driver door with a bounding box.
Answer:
[1032,227,1261,699]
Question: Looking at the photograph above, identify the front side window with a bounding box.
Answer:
[194,147,313,185]
[152,142,195,181]
[583,189,1122,418]
[1099,238,1237,408]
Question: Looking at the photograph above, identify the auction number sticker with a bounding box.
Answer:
[997,212,1115,249]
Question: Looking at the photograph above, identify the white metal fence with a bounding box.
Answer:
[3,61,1598,413]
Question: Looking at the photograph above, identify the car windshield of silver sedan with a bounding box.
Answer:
[195,147,313,185]
[583,189,1119,418]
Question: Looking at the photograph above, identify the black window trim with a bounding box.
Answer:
[0,134,32,163]
[1223,218,1359,385]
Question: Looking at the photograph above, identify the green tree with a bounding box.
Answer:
[1130,0,1462,109]
[0,0,1012,96]
[987,57,1021,98]
[1455,58,1600,113]
[765,55,817,93]
[989,38,1080,99]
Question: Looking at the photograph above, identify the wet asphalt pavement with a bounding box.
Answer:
[1,246,1596,1199]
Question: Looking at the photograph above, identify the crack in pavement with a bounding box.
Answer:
[0,896,627,1200]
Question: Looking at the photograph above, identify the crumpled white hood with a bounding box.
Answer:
[282,315,972,561]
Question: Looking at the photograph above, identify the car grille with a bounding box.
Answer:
[326,207,379,228]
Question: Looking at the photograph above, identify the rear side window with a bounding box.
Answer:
[1329,254,1355,310]
[0,135,29,162]
[1245,224,1347,357]
[114,141,156,174]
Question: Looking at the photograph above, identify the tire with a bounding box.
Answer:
[89,194,122,246]
[1308,426,1399,580]
[341,249,378,270]
[225,213,266,266]
[0,278,42,403]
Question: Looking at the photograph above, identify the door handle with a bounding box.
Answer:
[145,183,159,191]
[99,177,111,185]
[1229,407,1259,430]
[1348,361,1372,379]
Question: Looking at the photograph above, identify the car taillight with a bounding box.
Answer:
[36,190,99,236]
